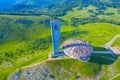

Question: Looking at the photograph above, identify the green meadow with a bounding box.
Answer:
[0,5,120,80]
[112,37,120,47]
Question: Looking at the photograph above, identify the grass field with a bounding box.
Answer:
[10,58,101,80]
[0,10,120,80]
[59,6,120,26]
[100,57,120,80]
[110,74,120,80]
[112,37,120,47]
[59,5,97,23]
[47,58,101,78]
[98,7,120,23]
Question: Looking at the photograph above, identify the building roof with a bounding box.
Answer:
[62,38,93,59]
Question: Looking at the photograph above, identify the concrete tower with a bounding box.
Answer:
[50,20,61,55]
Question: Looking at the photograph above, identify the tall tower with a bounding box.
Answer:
[50,20,61,55]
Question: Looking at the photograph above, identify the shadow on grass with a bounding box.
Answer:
[60,30,89,42]
[89,46,118,65]
[88,55,117,65]
[93,46,107,51]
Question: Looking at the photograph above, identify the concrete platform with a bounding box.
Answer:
[49,51,67,59]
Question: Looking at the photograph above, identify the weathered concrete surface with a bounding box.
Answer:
[51,20,61,54]
[110,47,120,56]
[62,38,93,61]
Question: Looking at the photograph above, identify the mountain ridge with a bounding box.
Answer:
[1,0,120,17]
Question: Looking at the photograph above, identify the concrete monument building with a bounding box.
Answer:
[50,20,92,60]
[50,20,61,55]
[62,38,93,61]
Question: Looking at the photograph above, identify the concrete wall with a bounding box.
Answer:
[50,20,60,54]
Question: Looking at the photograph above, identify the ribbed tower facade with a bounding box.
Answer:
[50,20,60,54]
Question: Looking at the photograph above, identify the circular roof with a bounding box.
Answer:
[62,38,93,60]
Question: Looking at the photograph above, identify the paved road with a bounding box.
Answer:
[110,47,120,55]
[104,35,120,48]
[102,35,120,57]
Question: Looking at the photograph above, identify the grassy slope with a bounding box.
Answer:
[100,57,120,80]
[77,23,120,46]
[111,74,120,80]
[1,22,120,80]
[0,15,52,80]
[59,5,97,23]
[59,5,120,29]
[15,58,101,80]
[59,5,120,46]
[1,6,120,79]
[98,7,120,23]
[112,37,120,47]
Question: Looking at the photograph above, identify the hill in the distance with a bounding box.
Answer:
[2,0,120,16]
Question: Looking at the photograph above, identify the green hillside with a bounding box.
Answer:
[4,0,120,18]
[9,58,101,80]
[112,37,120,47]
[1,2,120,79]
[59,5,120,26]
[100,57,120,80]
[0,14,120,79]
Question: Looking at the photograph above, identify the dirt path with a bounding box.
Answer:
[22,57,71,69]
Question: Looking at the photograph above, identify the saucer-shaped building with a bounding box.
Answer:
[62,38,93,61]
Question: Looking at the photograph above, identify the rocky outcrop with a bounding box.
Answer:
[8,58,101,80]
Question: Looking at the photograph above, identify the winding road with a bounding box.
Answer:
[103,35,120,56]
[103,35,120,57]
[93,35,120,58]
[25,34,120,69]
[104,35,120,48]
